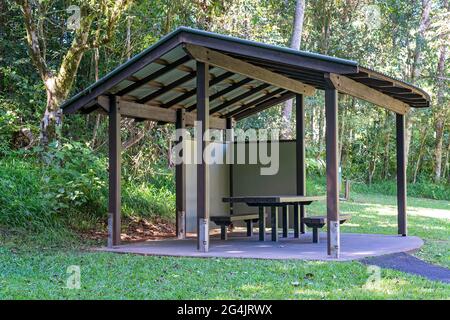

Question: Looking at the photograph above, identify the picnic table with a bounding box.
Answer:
[222,195,325,241]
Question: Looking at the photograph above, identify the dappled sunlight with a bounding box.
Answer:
[408,207,450,219]
[344,223,361,227]
[415,225,448,232]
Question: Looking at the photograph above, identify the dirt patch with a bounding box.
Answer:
[81,217,176,243]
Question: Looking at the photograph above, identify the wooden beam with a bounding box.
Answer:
[185,44,315,96]
[325,88,340,258]
[108,96,121,247]
[226,118,234,217]
[196,61,210,252]
[97,96,226,129]
[396,114,407,236]
[329,73,410,114]
[296,94,306,236]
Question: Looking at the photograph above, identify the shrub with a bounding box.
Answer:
[0,140,176,236]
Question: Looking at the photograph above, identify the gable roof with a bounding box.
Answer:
[61,27,430,120]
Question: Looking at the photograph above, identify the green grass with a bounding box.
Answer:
[0,192,449,299]
[0,249,448,299]
[307,193,450,268]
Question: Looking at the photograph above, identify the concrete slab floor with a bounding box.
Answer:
[97,232,424,261]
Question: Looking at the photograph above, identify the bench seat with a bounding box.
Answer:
[303,214,351,243]
[211,214,260,240]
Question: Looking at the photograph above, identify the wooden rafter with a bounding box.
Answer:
[223,88,285,118]
[137,71,196,104]
[162,71,234,109]
[185,77,253,112]
[185,44,315,96]
[210,83,271,115]
[116,55,191,96]
[234,91,295,120]
[328,73,410,115]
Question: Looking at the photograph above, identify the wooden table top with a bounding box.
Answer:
[222,195,325,205]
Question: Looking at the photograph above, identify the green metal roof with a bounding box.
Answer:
[61,27,430,115]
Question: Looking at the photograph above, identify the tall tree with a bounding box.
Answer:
[404,0,432,165]
[433,0,449,182]
[281,0,305,139]
[16,0,132,145]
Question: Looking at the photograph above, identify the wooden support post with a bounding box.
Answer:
[108,96,121,247]
[282,206,289,237]
[175,108,186,239]
[271,207,279,242]
[325,87,340,258]
[396,114,407,236]
[296,94,306,234]
[226,118,234,216]
[197,61,210,252]
[259,206,266,241]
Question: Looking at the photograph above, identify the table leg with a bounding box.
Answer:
[294,204,300,238]
[300,204,305,234]
[258,206,265,241]
[282,205,289,237]
[220,224,227,240]
[312,227,319,243]
[246,220,253,237]
[271,206,279,242]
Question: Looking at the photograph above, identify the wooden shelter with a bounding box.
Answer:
[61,27,430,258]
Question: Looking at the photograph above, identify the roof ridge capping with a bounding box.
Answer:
[175,26,358,67]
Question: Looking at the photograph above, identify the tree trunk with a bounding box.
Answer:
[40,77,65,145]
[434,118,445,182]
[282,0,305,139]
[91,47,102,147]
[404,0,432,166]
[413,124,428,183]
[18,0,131,146]
[317,105,324,158]
[442,137,450,180]
[404,115,414,168]
[433,1,448,182]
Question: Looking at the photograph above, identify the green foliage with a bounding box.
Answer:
[122,182,175,219]
[0,142,107,231]
[352,180,450,201]
[0,141,175,234]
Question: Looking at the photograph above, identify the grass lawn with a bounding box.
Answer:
[0,192,449,299]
